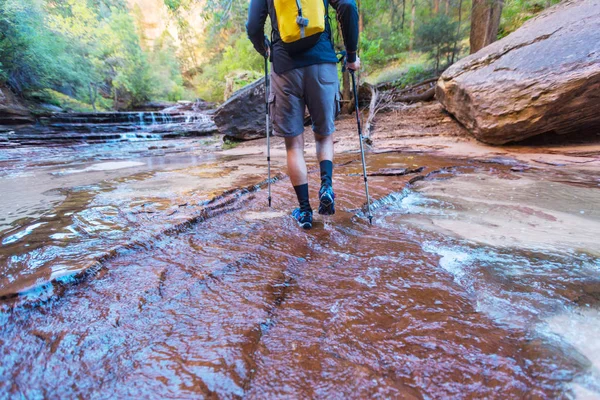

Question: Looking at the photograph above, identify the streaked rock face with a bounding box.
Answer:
[436,0,600,145]
[0,84,34,127]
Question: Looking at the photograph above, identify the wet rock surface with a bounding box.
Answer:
[160,98,217,113]
[436,0,600,145]
[1,111,217,147]
[1,105,599,397]
[214,77,266,141]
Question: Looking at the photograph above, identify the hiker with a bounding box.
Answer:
[247,0,360,230]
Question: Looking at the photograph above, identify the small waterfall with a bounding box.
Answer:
[115,132,163,142]
[32,109,217,145]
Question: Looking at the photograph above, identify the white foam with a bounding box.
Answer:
[543,308,600,397]
[2,222,47,245]
[56,161,145,175]
[243,211,286,221]
[354,267,381,288]
[422,242,472,284]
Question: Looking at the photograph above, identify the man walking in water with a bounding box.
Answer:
[247,0,360,229]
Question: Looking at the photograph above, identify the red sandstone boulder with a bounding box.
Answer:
[213,77,267,141]
[436,0,600,144]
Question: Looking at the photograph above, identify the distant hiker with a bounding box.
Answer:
[247,0,360,230]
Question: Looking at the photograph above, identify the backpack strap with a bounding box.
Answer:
[295,0,309,38]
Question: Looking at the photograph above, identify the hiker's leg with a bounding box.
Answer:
[314,133,334,187]
[315,133,333,163]
[270,67,306,185]
[305,63,339,215]
[285,134,307,186]
[270,67,311,214]
[285,134,311,212]
[304,63,339,188]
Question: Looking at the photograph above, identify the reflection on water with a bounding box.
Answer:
[53,161,147,175]
[0,142,599,398]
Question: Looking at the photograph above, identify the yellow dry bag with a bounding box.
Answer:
[274,0,327,53]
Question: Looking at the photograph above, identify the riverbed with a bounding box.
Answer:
[1,108,599,398]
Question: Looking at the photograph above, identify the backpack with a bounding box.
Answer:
[273,0,328,54]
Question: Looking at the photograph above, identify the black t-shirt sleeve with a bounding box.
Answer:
[329,0,359,62]
[246,0,269,56]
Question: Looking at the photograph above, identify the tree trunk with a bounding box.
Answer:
[358,0,364,34]
[451,0,463,63]
[409,0,416,51]
[445,0,450,14]
[342,69,352,114]
[337,23,353,114]
[470,0,504,54]
[89,83,97,112]
[401,0,406,29]
[433,0,440,14]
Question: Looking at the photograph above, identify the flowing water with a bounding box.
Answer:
[1,135,599,398]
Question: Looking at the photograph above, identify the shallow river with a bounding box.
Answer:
[1,137,599,398]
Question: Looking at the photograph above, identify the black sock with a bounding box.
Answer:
[319,160,333,187]
[293,184,312,212]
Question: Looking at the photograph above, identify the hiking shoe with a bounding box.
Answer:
[292,208,313,230]
[318,184,335,215]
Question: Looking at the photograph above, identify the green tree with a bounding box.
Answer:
[0,0,71,92]
[149,31,186,101]
[416,14,459,74]
[103,9,153,107]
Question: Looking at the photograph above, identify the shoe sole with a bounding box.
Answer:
[318,193,335,216]
[298,221,312,230]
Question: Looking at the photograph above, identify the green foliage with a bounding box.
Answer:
[201,0,249,37]
[31,89,111,112]
[416,14,460,73]
[0,0,71,92]
[222,138,239,150]
[219,35,264,76]
[194,34,264,102]
[148,32,186,102]
[399,64,429,86]
[358,0,411,69]
[0,0,184,109]
[364,54,433,89]
[360,38,387,70]
[164,0,186,12]
[499,0,560,38]
[103,8,153,107]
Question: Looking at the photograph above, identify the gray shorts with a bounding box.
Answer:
[269,63,340,138]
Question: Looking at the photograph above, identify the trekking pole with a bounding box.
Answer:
[350,69,373,224]
[264,36,272,207]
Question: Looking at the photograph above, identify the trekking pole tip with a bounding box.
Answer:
[368,215,373,225]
